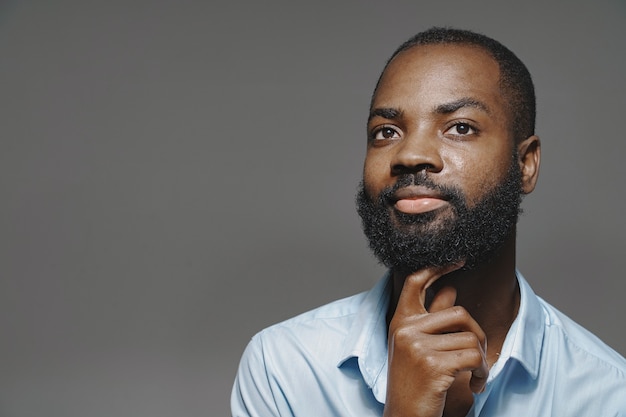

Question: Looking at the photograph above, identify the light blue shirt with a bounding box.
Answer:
[232,272,626,416]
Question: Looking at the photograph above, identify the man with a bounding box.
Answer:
[231,27,626,417]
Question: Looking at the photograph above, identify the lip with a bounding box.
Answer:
[391,185,446,202]
[391,186,449,214]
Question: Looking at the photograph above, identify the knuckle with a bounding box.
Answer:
[391,326,413,343]
[419,352,440,370]
[390,326,423,350]
[389,326,433,357]
[451,305,470,320]
[456,348,483,369]
[467,349,484,366]
[460,332,480,347]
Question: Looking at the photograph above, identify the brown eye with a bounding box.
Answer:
[455,123,471,134]
[374,126,400,140]
[382,127,396,138]
[445,122,476,136]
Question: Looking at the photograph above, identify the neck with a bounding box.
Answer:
[387,233,520,365]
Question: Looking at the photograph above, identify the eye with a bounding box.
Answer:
[372,126,401,141]
[445,122,476,136]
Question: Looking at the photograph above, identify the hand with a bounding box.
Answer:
[383,265,489,417]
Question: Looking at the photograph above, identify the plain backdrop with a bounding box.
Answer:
[1,1,625,416]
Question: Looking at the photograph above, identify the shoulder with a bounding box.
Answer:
[505,289,626,414]
[538,296,626,374]
[231,289,378,416]
[535,297,626,413]
[250,289,369,354]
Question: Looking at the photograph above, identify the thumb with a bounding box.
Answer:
[427,285,457,313]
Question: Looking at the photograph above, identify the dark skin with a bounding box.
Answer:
[364,44,541,417]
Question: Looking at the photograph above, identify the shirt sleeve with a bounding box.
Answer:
[231,335,284,417]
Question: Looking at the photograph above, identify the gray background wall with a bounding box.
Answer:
[1,1,625,416]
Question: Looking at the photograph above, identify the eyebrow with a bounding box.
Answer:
[434,97,492,115]
[368,98,492,123]
[368,107,402,122]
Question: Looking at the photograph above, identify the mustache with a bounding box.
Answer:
[378,173,464,206]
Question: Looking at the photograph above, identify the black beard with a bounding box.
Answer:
[356,156,523,274]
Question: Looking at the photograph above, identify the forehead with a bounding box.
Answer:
[373,44,505,112]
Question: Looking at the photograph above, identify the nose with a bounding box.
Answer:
[390,131,443,176]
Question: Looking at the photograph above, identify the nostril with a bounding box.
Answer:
[391,162,436,176]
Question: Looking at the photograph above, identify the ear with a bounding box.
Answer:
[517,135,541,194]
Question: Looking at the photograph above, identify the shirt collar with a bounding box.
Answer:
[490,270,545,380]
[337,270,546,404]
[337,271,391,403]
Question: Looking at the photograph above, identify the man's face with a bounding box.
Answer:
[358,44,522,272]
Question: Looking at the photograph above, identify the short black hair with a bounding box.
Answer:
[372,27,536,142]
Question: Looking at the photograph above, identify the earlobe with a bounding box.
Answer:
[518,135,541,194]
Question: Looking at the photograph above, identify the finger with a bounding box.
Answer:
[395,263,464,317]
[402,307,488,354]
[446,334,489,394]
[407,331,485,353]
[469,357,489,394]
[441,346,489,394]
[428,285,456,313]
[421,346,489,394]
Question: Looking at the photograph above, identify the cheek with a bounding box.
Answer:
[444,151,511,205]
[362,153,389,194]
